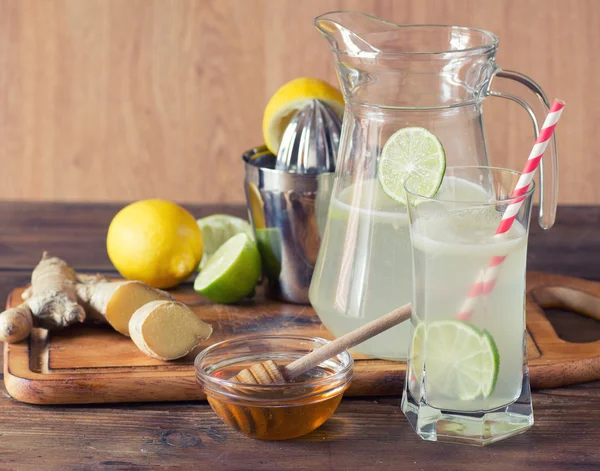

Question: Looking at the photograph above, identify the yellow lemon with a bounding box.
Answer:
[107,200,203,288]
[247,182,265,229]
[262,77,344,154]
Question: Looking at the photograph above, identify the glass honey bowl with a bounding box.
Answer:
[195,335,354,440]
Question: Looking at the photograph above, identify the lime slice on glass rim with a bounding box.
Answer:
[197,214,254,269]
[377,127,446,204]
[194,233,261,304]
[424,320,500,400]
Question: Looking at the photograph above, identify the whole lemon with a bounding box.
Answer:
[107,200,203,288]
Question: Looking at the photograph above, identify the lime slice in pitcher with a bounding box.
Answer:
[378,127,446,204]
[425,320,499,400]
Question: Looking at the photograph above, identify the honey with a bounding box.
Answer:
[195,335,354,440]
[207,366,346,440]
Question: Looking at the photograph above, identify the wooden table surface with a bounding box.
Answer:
[1,202,599,471]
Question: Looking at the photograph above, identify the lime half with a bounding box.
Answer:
[197,215,254,269]
[425,320,499,401]
[194,233,261,304]
[378,127,446,204]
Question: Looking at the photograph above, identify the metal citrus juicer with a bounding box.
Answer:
[243,100,341,303]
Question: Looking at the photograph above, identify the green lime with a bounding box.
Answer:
[197,214,254,269]
[424,320,499,400]
[408,321,426,398]
[194,233,261,304]
[479,329,500,397]
[254,228,282,279]
[377,127,446,205]
[409,321,426,379]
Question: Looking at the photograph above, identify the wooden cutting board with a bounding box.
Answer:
[4,271,600,405]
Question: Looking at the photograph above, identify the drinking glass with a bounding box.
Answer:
[401,166,534,446]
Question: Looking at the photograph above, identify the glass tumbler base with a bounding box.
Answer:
[401,373,534,446]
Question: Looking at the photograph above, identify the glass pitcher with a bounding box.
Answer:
[308,11,558,360]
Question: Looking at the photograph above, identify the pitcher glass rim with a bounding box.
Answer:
[404,166,536,205]
[314,11,499,57]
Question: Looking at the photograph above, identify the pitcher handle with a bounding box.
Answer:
[488,69,558,230]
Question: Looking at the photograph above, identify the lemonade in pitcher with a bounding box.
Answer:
[309,180,412,359]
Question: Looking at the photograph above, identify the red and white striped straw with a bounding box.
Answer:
[457,99,565,321]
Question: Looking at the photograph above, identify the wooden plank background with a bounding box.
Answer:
[0,0,596,204]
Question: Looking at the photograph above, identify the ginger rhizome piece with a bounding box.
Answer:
[0,305,33,343]
[0,254,213,358]
[0,253,86,342]
[76,275,173,336]
[129,300,213,360]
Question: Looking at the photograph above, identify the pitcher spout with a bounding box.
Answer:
[313,11,385,57]
[314,11,498,108]
[315,10,498,57]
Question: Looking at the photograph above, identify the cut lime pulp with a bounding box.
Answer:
[377,127,446,205]
[424,320,500,400]
[408,321,426,396]
[197,214,254,269]
[194,233,261,304]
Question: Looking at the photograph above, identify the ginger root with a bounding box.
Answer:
[0,252,86,343]
[0,306,33,343]
[129,300,213,360]
[76,276,173,336]
[0,254,214,359]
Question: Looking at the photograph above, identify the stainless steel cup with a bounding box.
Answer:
[243,146,334,304]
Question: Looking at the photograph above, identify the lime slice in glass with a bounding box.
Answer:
[197,214,254,269]
[425,320,500,400]
[408,321,426,397]
[479,329,500,397]
[194,233,261,304]
[377,127,446,205]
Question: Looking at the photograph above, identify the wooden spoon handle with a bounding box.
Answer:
[282,303,411,381]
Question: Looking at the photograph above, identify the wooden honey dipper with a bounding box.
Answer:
[232,303,412,385]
